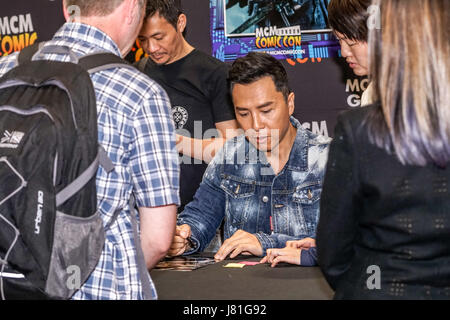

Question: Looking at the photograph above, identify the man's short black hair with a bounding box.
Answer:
[145,0,183,29]
[229,52,291,101]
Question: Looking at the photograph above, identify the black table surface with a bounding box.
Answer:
[150,254,334,300]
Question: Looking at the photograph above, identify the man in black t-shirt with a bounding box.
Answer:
[136,0,239,219]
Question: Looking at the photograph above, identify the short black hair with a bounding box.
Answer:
[145,0,182,29]
[228,52,291,101]
[328,0,372,42]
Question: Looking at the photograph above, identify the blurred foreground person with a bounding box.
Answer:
[0,0,179,299]
[317,0,450,299]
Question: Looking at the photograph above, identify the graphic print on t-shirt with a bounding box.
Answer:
[172,105,189,129]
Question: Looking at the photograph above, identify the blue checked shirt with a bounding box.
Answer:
[0,23,180,299]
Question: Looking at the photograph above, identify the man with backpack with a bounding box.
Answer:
[0,0,180,300]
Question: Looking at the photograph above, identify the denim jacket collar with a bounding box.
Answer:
[285,117,309,172]
[242,116,309,173]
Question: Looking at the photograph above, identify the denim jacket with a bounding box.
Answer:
[178,117,331,257]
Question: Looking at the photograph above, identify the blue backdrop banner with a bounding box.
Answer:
[210,0,341,62]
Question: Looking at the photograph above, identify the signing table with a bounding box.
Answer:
[150,254,334,300]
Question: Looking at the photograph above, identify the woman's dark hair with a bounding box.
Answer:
[328,0,372,41]
[229,52,291,101]
[145,0,182,29]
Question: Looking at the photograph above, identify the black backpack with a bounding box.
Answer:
[0,44,132,300]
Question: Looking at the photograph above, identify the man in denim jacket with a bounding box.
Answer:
[168,52,331,266]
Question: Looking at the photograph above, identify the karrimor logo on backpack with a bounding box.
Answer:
[0,43,132,300]
[0,130,25,149]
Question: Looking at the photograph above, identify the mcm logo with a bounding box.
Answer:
[0,130,25,149]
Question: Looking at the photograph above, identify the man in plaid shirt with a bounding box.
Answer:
[0,0,180,299]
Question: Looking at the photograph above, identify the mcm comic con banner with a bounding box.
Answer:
[0,0,64,57]
[1,0,367,140]
[210,0,340,62]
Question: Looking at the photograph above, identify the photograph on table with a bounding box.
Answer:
[155,256,216,271]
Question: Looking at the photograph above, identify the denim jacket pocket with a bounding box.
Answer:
[220,175,256,199]
[292,181,322,204]
[292,181,322,235]
[220,175,256,237]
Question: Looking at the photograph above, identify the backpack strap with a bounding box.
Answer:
[136,56,149,73]
[98,146,115,173]
[18,44,135,74]
[76,53,136,178]
[55,152,100,208]
[76,54,138,230]
[78,52,136,74]
[17,43,81,65]
[17,42,41,65]
[54,145,114,208]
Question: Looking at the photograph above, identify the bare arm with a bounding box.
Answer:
[176,119,240,163]
[139,205,177,269]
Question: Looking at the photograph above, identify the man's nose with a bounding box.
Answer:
[252,114,265,131]
[147,39,160,54]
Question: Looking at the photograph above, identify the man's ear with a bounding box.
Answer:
[287,92,295,116]
[125,0,134,25]
[62,0,70,21]
[62,1,81,22]
[177,14,187,34]
[122,0,140,25]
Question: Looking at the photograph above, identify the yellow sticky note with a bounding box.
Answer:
[224,263,245,268]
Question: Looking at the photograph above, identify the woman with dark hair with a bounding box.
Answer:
[317,0,450,299]
[328,0,373,105]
